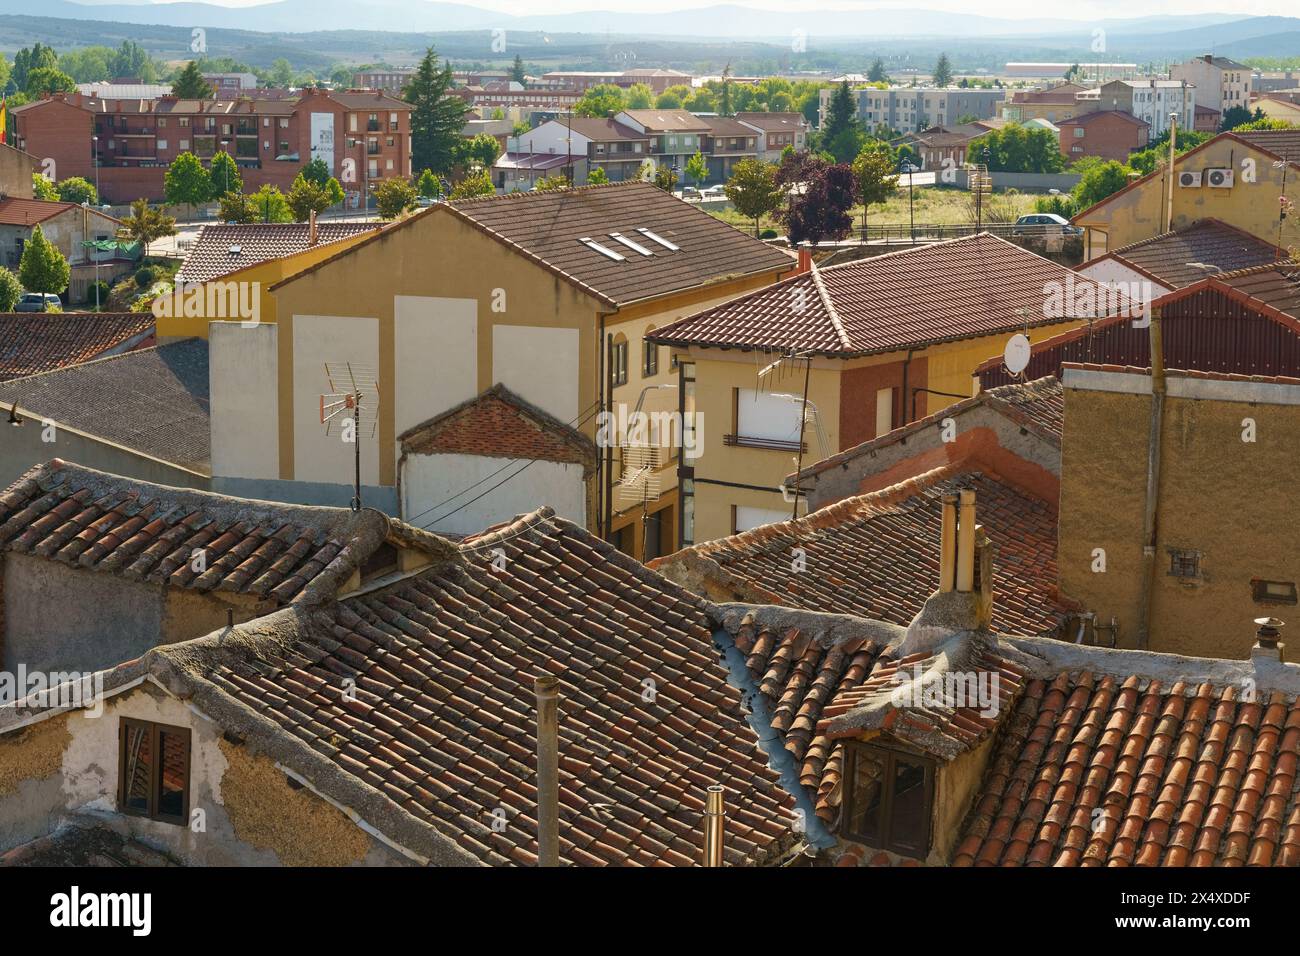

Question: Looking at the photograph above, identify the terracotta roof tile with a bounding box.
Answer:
[1101,219,1284,289]
[0,312,154,382]
[176,222,381,284]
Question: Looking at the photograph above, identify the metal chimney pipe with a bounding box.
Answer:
[939,494,957,592]
[956,489,976,593]
[534,674,560,867]
[703,785,725,867]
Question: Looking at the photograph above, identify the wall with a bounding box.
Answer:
[0,686,407,865]
[1058,370,1300,659]
[210,321,279,481]
[1077,257,1170,301]
[952,170,1082,193]
[0,144,38,199]
[402,452,586,536]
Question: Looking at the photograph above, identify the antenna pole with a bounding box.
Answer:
[791,353,812,522]
[352,391,362,511]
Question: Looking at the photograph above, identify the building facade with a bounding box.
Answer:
[1170,55,1250,115]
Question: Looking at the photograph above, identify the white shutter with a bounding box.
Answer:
[736,389,804,444]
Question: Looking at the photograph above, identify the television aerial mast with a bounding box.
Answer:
[319,361,379,512]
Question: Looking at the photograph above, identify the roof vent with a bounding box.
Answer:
[228,245,242,256]
[579,237,625,261]
[636,227,680,252]
[608,232,653,256]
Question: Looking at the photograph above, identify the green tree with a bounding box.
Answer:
[58,47,112,84]
[208,150,242,199]
[1233,116,1297,132]
[456,132,502,169]
[719,64,733,116]
[247,185,293,222]
[55,176,97,205]
[868,59,888,83]
[587,166,609,185]
[655,85,691,109]
[1220,106,1264,131]
[685,88,717,113]
[534,174,569,191]
[653,165,677,193]
[0,267,22,310]
[969,124,1064,173]
[375,177,418,217]
[164,153,212,214]
[404,47,469,176]
[448,168,493,200]
[287,172,341,220]
[32,173,58,201]
[171,61,213,99]
[268,58,294,88]
[416,168,442,198]
[12,44,57,92]
[933,54,954,87]
[300,157,332,187]
[1072,159,1133,212]
[25,67,75,97]
[625,83,654,109]
[18,224,69,295]
[110,40,154,83]
[685,151,708,187]
[218,191,258,224]
[574,83,626,118]
[510,54,526,84]
[119,198,176,256]
[823,81,858,142]
[725,158,783,237]
[851,142,899,234]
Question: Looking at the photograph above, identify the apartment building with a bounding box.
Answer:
[507,117,650,182]
[540,68,692,93]
[821,86,1005,133]
[1170,54,1251,114]
[698,116,758,182]
[736,111,809,162]
[450,85,582,113]
[12,88,411,205]
[614,109,710,176]
[1001,82,1091,124]
[1085,79,1195,138]
[1056,110,1149,163]
[352,68,416,93]
[205,73,258,94]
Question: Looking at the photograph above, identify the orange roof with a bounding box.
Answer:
[0,198,104,227]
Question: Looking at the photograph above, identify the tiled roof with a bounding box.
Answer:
[560,117,648,141]
[1100,219,1283,288]
[1064,110,1149,128]
[701,115,757,137]
[399,383,597,469]
[1234,128,1300,159]
[954,671,1300,866]
[654,465,1068,637]
[0,198,88,227]
[136,509,797,866]
[0,460,450,603]
[176,222,381,284]
[0,339,211,473]
[0,312,155,382]
[648,234,1118,356]
[1009,83,1089,104]
[619,109,710,132]
[735,112,808,131]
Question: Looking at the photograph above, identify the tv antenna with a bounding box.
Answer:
[319,361,379,512]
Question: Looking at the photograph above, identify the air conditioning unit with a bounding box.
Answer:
[1206,168,1234,188]
[1178,170,1202,188]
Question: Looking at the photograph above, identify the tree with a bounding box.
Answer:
[404,47,469,176]
[416,168,442,199]
[268,58,294,88]
[653,165,678,192]
[625,83,654,109]
[247,185,292,222]
[587,166,609,185]
[172,61,213,99]
[534,174,569,191]
[218,191,258,224]
[685,151,708,187]
[448,168,493,200]
[574,83,626,118]
[0,268,22,311]
[286,171,343,220]
[457,132,502,169]
[18,224,69,295]
[725,158,783,237]
[868,58,888,83]
[510,54,526,84]
[933,54,954,87]
[1234,116,1297,132]
[119,199,176,256]
[110,40,154,83]
[969,124,1065,173]
[12,44,57,92]
[208,151,242,199]
[55,176,97,205]
[777,153,858,246]
[25,67,75,97]
[32,173,58,201]
[823,81,858,144]
[164,153,211,214]
[851,142,899,234]
[1072,159,1133,212]
[655,85,692,109]
[719,63,733,116]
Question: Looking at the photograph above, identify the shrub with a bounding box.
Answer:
[134,265,159,289]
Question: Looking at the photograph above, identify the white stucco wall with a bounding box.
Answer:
[210,321,279,480]
[292,313,380,486]
[402,452,586,536]
[492,325,580,423]
[394,295,478,436]
[1076,258,1170,302]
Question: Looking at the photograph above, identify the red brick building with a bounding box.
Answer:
[1056,109,1149,163]
[13,88,412,206]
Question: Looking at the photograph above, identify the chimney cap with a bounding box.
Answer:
[1255,616,1285,646]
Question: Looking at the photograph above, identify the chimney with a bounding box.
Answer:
[938,494,957,592]
[796,244,812,274]
[533,674,560,867]
[702,785,725,866]
[308,209,318,246]
[1252,617,1286,663]
[955,488,976,593]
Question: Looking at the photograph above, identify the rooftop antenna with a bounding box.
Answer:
[319,361,379,511]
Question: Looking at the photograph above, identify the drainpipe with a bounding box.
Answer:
[703,785,725,866]
[899,349,915,427]
[1164,112,1177,234]
[1136,306,1166,649]
[534,674,560,867]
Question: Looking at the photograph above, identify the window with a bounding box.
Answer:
[179,117,190,127]
[279,118,289,129]
[610,337,628,386]
[729,387,805,451]
[842,741,934,857]
[157,139,168,150]
[119,718,191,825]
[643,338,658,376]
[1168,548,1202,579]
[875,387,896,437]
[1252,579,1298,605]
[1074,127,1085,137]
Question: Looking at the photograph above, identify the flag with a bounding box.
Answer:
[0,99,7,146]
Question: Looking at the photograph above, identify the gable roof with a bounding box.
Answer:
[1062,109,1149,128]
[0,460,454,604]
[735,112,808,131]
[619,109,710,132]
[398,383,596,470]
[273,181,794,309]
[648,234,1118,357]
[552,116,648,141]
[653,464,1068,637]
[176,222,381,284]
[1091,218,1283,289]
[0,198,115,228]
[0,338,211,473]
[0,312,155,382]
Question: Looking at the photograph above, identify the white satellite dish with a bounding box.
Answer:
[1004,334,1031,375]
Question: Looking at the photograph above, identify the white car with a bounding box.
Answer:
[700,185,727,200]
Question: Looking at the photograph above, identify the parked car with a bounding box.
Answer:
[700,185,727,200]
[1011,213,1083,237]
[13,293,61,313]
[680,186,702,200]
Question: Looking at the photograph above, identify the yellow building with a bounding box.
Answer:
[1255,94,1300,125]
[156,220,381,341]
[648,234,1118,544]
[207,182,793,556]
[1073,128,1300,258]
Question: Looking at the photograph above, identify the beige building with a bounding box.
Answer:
[1170,54,1251,115]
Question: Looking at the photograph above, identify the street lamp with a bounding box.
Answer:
[82,201,101,310]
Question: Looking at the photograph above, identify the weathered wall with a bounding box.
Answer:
[0,713,71,852]
[0,144,38,200]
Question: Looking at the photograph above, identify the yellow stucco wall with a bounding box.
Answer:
[1058,380,1300,659]
[1075,137,1300,256]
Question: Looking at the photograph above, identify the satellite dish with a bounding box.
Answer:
[1004,333,1031,375]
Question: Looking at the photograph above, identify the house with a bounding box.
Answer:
[1072,129,1300,258]
[492,152,588,191]
[1170,54,1251,115]
[1000,82,1091,124]
[0,198,130,303]
[735,112,810,163]
[0,339,210,490]
[1056,110,1149,163]
[1194,104,1222,132]
[894,123,996,171]
[1255,91,1300,125]
[541,69,692,93]
[0,143,39,200]
[208,181,793,555]
[613,110,711,177]
[646,234,1120,543]
[0,311,155,382]
[158,220,381,342]
[1087,79,1195,139]
[694,116,758,184]
[507,117,650,183]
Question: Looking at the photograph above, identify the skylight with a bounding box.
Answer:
[228,245,242,256]
[636,228,680,252]
[608,232,654,256]
[579,237,625,261]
